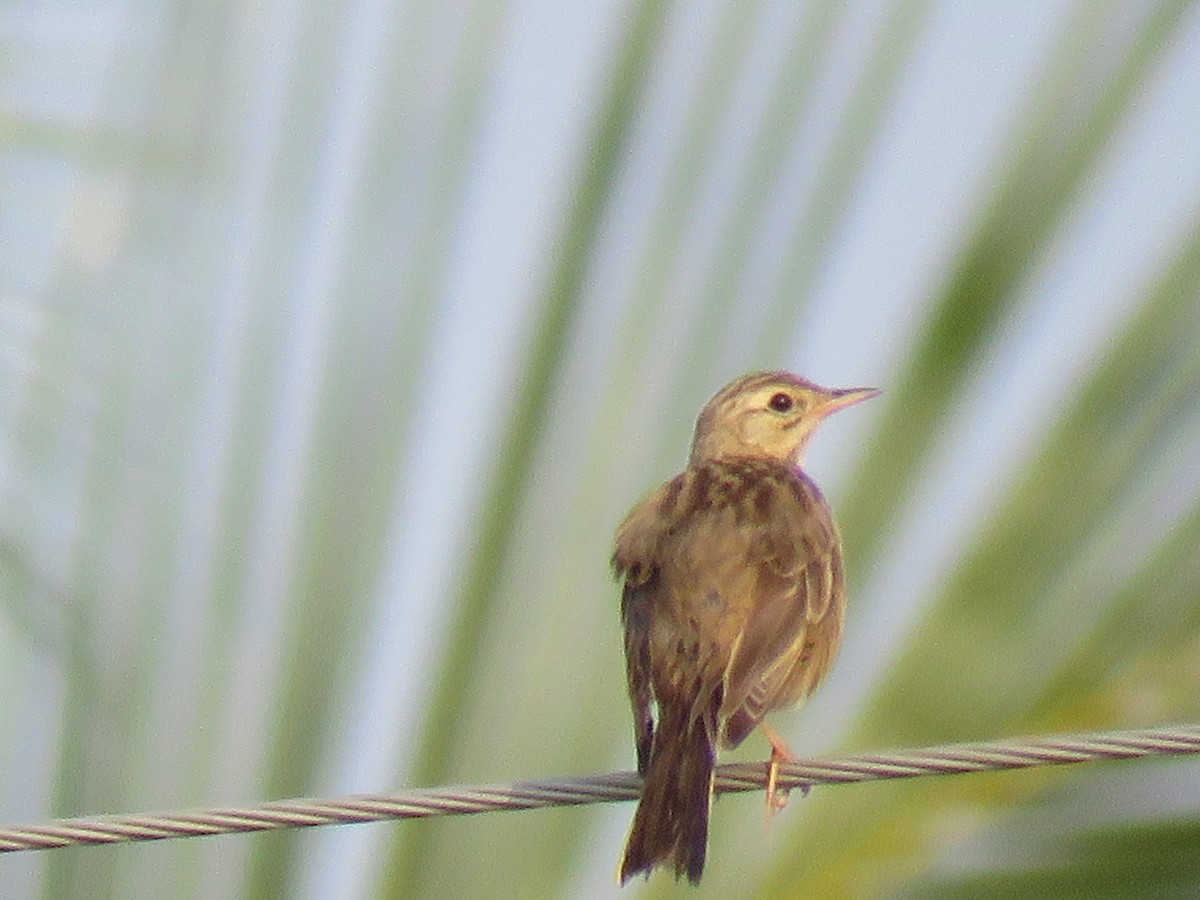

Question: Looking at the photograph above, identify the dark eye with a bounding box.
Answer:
[768,392,794,413]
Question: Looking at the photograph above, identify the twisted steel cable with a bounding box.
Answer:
[2,724,1199,853]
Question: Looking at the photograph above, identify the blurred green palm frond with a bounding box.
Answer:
[0,1,1198,899]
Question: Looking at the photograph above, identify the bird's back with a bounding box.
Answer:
[616,457,846,749]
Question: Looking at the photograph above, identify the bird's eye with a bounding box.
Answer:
[768,392,794,413]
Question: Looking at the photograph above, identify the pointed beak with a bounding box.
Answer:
[816,386,881,417]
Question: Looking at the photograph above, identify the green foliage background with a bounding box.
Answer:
[1,2,1199,898]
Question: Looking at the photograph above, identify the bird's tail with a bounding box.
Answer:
[619,703,716,885]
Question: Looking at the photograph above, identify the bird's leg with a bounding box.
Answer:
[759,722,805,817]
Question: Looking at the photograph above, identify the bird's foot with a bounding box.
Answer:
[760,722,802,819]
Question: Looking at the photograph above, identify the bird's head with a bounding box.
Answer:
[688,371,879,468]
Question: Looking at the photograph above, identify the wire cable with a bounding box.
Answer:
[2,724,1198,853]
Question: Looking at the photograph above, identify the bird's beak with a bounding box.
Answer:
[816,386,881,417]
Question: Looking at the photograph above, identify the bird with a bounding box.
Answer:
[614,371,878,885]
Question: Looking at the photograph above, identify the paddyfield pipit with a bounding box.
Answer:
[614,371,878,885]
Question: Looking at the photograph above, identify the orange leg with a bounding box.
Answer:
[759,722,804,817]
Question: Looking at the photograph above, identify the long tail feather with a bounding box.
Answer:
[619,704,716,885]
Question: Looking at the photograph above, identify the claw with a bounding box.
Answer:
[760,722,800,820]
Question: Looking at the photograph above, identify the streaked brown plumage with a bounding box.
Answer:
[615,371,878,885]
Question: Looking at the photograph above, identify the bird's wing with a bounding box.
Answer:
[614,480,678,774]
[712,468,843,746]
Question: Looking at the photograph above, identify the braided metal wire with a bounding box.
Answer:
[2,724,1198,853]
